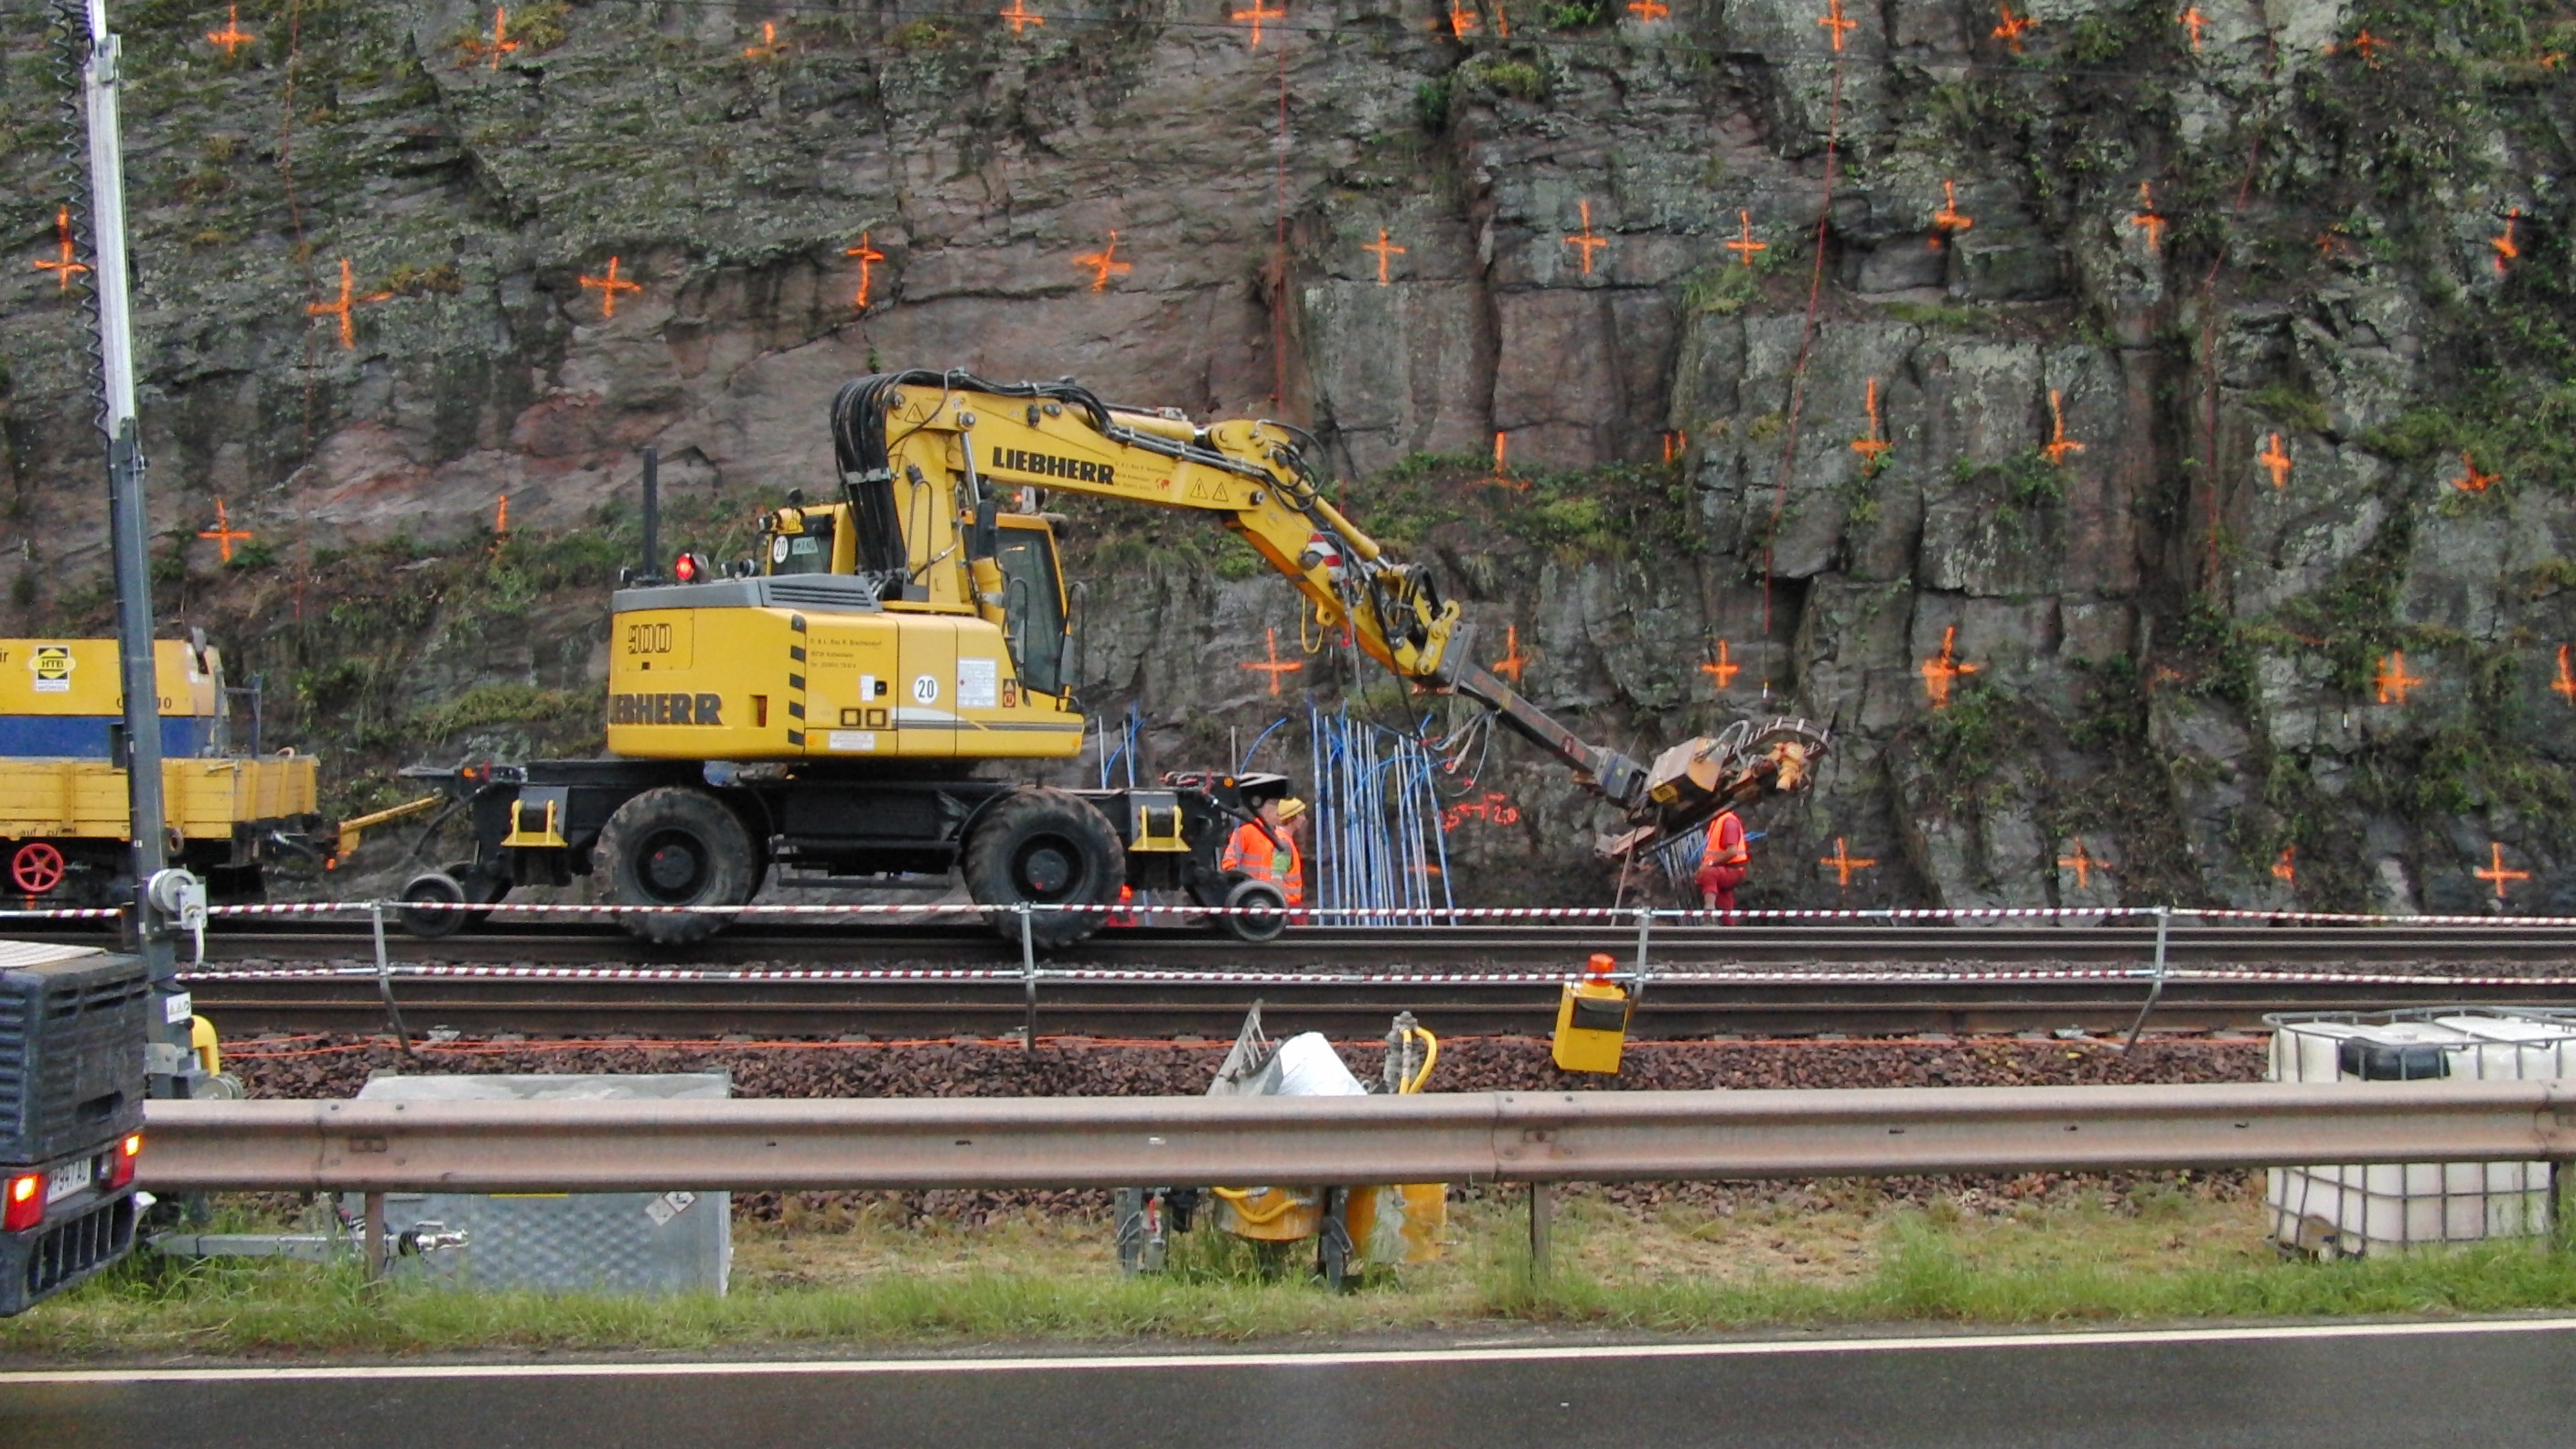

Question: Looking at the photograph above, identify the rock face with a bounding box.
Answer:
[4,0,2573,914]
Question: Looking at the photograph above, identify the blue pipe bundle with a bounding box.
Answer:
[1306,706,1457,926]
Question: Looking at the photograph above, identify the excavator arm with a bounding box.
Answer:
[785,370,1826,854]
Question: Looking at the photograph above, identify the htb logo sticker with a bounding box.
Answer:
[28,647,73,693]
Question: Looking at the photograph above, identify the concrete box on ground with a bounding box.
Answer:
[2266,1009,2574,1257]
[355,1072,731,1294]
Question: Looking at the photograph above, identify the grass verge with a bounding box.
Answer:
[7,1188,2576,1359]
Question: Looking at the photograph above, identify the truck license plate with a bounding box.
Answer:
[45,1157,92,1204]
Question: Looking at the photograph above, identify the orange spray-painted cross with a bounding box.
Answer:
[578,256,642,318]
[1930,178,1974,250]
[1362,228,1405,285]
[458,6,520,69]
[1240,626,1304,696]
[307,258,392,349]
[2492,209,2521,274]
[206,3,255,59]
[1700,639,1741,690]
[2552,644,2576,706]
[2057,838,2100,889]
[2344,28,2385,66]
[2372,650,2424,704]
[1851,377,1892,473]
[198,499,253,564]
[1921,625,1981,708]
[1817,0,1857,50]
[2177,5,2207,51]
[2452,452,2498,493]
[1991,3,2034,51]
[1662,430,1689,463]
[742,21,786,59]
[2259,433,2292,489]
[1491,624,1531,683]
[1819,837,1877,887]
[1001,0,1046,36]
[2042,388,2085,466]
[1233,0,1285,48]
[844,232,886,311]
[1626,0,1670,18]
[1724,209,1767,267]
[31,208,88,292]
[1562,200,1608,276]
[1074,231,1132,292]
[2271,847,2297,884]
[2474,842,2529,899]
[2129,182,2167,253]
[1446,3,1478,35]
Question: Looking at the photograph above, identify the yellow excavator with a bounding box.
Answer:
[390,370,1826,945]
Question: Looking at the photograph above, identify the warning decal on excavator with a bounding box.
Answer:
[27,647,72,693]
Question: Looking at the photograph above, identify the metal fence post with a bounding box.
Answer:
[2120,905,2174,1055]
[1019,903,1037,1051]
[1630,907,1654,1007]
[370,902,415,1058]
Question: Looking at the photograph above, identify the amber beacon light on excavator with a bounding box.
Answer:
[381,370,1827,947]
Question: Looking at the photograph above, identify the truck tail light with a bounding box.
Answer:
[3,1173,41,1232]
[673,551,703,583]
[109,1133,142,1189]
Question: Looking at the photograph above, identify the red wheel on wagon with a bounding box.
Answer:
[10,842,67,895]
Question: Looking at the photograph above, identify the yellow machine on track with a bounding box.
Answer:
[395,371,1825,946]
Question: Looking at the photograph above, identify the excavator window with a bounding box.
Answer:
[993,522,1067,697]
[767,512,837,575]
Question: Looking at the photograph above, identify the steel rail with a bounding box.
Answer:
[136,1081,2576,1193]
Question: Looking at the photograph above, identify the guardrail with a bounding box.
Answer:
[138,1081,2576,1194]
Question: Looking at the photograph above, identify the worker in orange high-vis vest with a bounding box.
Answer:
[1275,798,1307,918]
[1696,807,1749,922]
[1219,797,1306,917]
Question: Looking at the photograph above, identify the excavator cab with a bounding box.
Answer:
[992,519,1068,698]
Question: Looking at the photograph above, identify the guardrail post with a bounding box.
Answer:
[1630,907,1654,1007]
[1018,903,1037,1051]
[2120,904,2173,1055]
[361,1190,387,1282]
[370,902,416,1059]
[2556,1159,2576,1253]
[1528,1182,1552,1281]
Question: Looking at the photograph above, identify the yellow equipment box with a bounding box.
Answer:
[1552,956,1633,1075]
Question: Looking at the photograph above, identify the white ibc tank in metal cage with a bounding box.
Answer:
[2266,1009,2576,1258]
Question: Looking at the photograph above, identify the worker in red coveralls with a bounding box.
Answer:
[1696,807,1749,923]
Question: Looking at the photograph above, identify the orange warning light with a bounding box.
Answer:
[31,207,88,292]
[1073,231,1132,292]
[1240,626,1304,696]
[2474,842,2529,899]
[1001,0,1046,36]
[206,3,255,59]
[578,255,642,318]
[2452,452,2498,493]
[1362,228,1405,285]
[2271,847,2297,884]
[2259,433,2292,489]
[1819,837,1877,887]
[845,231,886,311]
[1991,3,2034,51]
[2178,5,2207,51]
[1490,624,1531,683]
[2041,388,2084,467]
[1700,639,1741,690]
[457,6,521,69]
[1817,0,1857,50]
[307,257,392,349]
[198,499,253,564]
[2372,650,2424,705]
[2492,209,2520,275]
[1724,209,1767,267]
[1562,200,1607,276]
[2129,181,2167,253]
[1233,0,1285,48]
[1930,178,1974,250]
[1851,377,1891,474]
[1920,624,1981,709]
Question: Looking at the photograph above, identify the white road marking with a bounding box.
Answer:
[5,1316,2574,1385]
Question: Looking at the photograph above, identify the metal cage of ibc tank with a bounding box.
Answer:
[2265,1007,2576,1258]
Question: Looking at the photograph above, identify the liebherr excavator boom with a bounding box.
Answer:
[392,371,1824,949]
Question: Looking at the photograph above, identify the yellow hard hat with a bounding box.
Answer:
[1276,798,1307,822]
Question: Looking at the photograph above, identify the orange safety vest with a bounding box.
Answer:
[1221,821,1300,905]
[1701,810,1748,869]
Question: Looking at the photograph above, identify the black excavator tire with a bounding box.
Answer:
[962,787,1127,950]
[595,787,759,944]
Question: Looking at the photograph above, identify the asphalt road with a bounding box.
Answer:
[5,1318,2573,1448]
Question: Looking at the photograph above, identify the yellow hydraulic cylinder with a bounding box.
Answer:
[1551,953,1633,1074]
